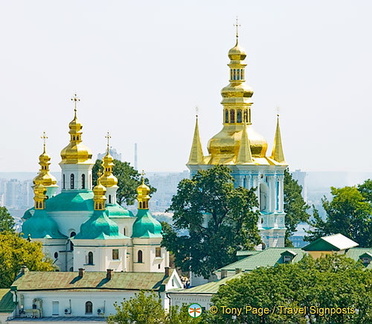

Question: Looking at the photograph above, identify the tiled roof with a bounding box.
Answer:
[0,289,15,313]
[218,248,305,272]
[12,271,173,291]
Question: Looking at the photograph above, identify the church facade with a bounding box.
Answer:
[187,34,287,248]
[21,100,169,273]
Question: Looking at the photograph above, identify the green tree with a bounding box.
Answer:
[92,159,156,206]
[107,290,202,324]
[210,254,372,324]
[305,184,372,247]
[0,231,55,288]
[0,206,15,233]
[283,169,310,246]
[162,165,261,278]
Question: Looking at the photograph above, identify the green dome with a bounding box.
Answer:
[106,204,134,218]
[132,209,162,238]
[74,210,125,240]
[22,209,66,239]
[22,207,34,220]
[46,191,94,211]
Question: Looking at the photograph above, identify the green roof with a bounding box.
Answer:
[22,209,66,239]
[132,209,162,238]
[106,204,134,218]
[344,248,372,269]
[219,248,306,272]
[22,207,34,220]
[0,289,15,313]
[74,210,125,240]
[46,191,94,212]
[12,270,174,291]
[169,273,244,295]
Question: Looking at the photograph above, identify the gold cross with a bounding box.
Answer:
[234,17,241,41]
[71,93,80,114]
[105,131,111,149]
[41,131,48,150]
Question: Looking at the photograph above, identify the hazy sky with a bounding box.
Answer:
[1,1,371,173]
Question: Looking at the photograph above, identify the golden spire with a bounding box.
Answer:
[93,178,107,210]
[187,110,204,165]
[137,170,150,209]
[33,132,58,187]
[236,122,253,164]
[270,114,286,163]
[34,183,47,210]
[98,132,118,188]
[60,94,93,164]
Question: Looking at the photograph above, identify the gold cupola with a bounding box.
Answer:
[33,132,58,190]
[98,133,118,188]
[60,95,93,165]
[137,172,150,210]
[206,26,268,164]
[93,177,107,210]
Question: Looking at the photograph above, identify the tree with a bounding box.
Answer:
[305,183,372,247]
[210,254,372,324]
[92,159,156,206]
[107,290,203,324]
[0,231,55,288]
[162,165,261,278]
[0,206,15,233]
[283,169,310,246]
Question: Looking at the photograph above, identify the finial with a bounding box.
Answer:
[195,106,199,119]
[71,93,80,117]
[233,17,241,44]
[105,131,111,152]
[41,131,48,152]
[141,170,145,184]
[276,106,280,119]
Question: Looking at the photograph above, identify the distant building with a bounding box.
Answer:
[97,147,122,161]
[291,169,307,201]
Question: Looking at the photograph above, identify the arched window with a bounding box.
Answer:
[224,110,229,123]
[81,174,85,189]
[69,232,76,251]
[63,174,66,189]
[108,195,112,204]
[123,227,126,236]
[138,250,143,263]
[70,174,74,189]
[230,110,235,123]
[237,110,242,123]
[85,301,93,314]
[88,252,94,265]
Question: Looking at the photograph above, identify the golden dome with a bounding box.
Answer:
[228,43,247,61]
[33,139,57,188]
[60,109,93,165]
[93,182,107,196]
[207,125,268,161]
[99,149,118,188]
[221,83,253,99]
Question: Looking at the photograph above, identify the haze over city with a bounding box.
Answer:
[0,1,371,173]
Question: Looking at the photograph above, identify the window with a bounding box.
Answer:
[108,195,112,204]
[230,110,235,123]
[82,174,85,189]
[85,301,93,314]
[224,109,229,123]
[138,250,143,263]
[54,252,58,259]
[283,256,292,263]
[112,249,119,260]
[88,252,94,265]
[52,301,59,316]
[123,227,126,236]
[237,110,242,123]
[63,174,66,189]
[69,232,76,251]
[155,247,161,258]
[70,174,74,189]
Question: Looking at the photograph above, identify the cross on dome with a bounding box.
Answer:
[41,131,48,150]
[105,131,111,150]
[234,17,241,42]
[71,93,80,115]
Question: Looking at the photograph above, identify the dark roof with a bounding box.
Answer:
[12,271,173,292]
[0,289,15,313]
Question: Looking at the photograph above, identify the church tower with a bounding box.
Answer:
[187,26,287,247]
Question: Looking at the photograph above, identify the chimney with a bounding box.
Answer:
[235,268,242,274]
[165,267,170,277]
[78,268,85,277]
[20,265,29,275]
[106,269,113,280]
[221,269,227,279]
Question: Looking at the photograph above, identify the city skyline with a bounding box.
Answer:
[1,1,371,173]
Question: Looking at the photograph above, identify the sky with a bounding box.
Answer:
[0,1,371,173]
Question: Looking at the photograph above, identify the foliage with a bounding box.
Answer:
[107,290,203,324]
[210,254,372,324]
[283,169,310,246]
[0,206,15,233]
[305,182,372,247]
[92,159,156,206]
[0,231,55,288]
[162,165,261,278]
